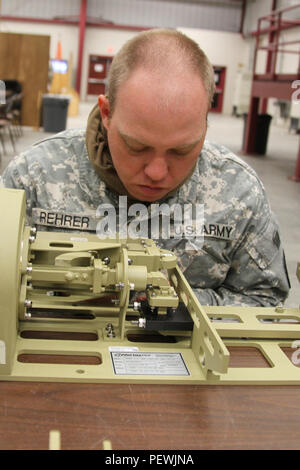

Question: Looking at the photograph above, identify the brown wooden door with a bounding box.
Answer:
[0,32,50,127]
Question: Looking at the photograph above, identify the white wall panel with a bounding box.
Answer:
[243,0,274,34]
[81,27,139,98]
[277,0,300,17]
[1,0,81,19]
[243,0,300,35]
[0,0,250,108]
[178,27,250,114]
[87,0,242,32]
[1,0,243,32]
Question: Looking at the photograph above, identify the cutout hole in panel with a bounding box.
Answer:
[30,309,95,320]
[258,317,300,324]
[127,332,177,343]
[281,347,300,368]
[20,330,98,341]
[17,353,102,365]
[209,315,242,323]
[228,346,271,368]
[49,242,74,248]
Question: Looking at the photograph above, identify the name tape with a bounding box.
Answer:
[32,208,98,231]
[32,208,235,240]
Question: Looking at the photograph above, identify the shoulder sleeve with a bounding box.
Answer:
[183,151,290,307]
[192,204,290,307]
[1,152,37,223]
[223,213,289,306]
[1,130,86,221]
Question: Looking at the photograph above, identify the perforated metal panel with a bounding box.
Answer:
[1,0,81,19]
[87,0,243,32]
[1,0,243,33]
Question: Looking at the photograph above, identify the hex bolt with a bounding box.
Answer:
[105,323,116,338]
[107,330,116,338]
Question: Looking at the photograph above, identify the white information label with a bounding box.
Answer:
[111,352,189,376]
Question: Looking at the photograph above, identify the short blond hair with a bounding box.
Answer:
[107,28,215,115]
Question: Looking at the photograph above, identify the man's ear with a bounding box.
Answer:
[98,94,110,129]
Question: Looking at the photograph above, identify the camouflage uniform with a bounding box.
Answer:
[0,128,290,306]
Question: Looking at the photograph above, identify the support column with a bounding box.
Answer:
[290,136,300,182]
[243,95,260,154]
[261,0,277,113]
[75,0,87,96]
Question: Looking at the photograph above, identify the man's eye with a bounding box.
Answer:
[128,146,149,154]
[169,149,189,156]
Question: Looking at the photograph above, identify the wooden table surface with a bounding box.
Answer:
[1,374,300,449]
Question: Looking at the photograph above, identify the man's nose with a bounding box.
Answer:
[144,156,169,182]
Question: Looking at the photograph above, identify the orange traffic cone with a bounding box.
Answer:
[56,40,62,60]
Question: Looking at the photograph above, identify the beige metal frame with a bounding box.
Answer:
[0,188,299,385]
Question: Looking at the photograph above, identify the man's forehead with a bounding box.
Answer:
[116,66,209,113]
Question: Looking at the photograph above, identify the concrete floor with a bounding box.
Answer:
[1,101,299,307]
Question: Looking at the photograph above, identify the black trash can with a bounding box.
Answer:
[242,113,272,155]
[255,114,272,155]
[42,94,70,133]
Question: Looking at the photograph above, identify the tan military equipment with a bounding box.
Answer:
[0,188,300,384]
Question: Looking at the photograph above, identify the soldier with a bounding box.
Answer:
[0,28,290,306]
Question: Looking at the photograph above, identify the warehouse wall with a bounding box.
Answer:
[1,0,243,33]
[0,20,79,86]
[0,18,250,114]
[86,0,242,32]
[1,0,81,18]
[0,19,138,99]
[82,27,138,99]
[242,0,300,119]
[244,0,300,34]
[9,1,300,115]
[179,27,250,115]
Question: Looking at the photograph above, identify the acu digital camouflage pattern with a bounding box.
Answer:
[0,128,290,307]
